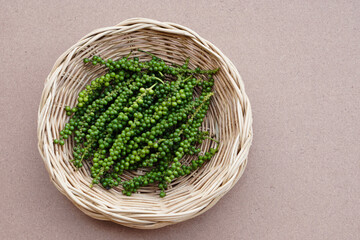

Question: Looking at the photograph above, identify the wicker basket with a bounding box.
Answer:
[37,18,253,229]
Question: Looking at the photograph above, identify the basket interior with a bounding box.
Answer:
[45,28,243,219]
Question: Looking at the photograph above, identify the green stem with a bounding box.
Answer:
[138,49,157,58]
[179,92,214,135]
[125,50,133,59]
[89,166,104,188]
[152,76,164,84]
[204,136,219,144]
[189,92,214,122]
[185,57,190,66]
[80,140,95,162]
[133,83,158,104]
[182,75,192,82]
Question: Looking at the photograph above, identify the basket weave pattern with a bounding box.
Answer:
[37,18,253,229]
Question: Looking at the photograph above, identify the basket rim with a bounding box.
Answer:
[37,17,253,229]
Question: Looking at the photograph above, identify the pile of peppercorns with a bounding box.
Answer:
[54,50,219,197]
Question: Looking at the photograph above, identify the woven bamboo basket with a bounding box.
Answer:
[37,18,253,229]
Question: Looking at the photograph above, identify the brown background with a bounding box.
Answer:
[1,0,359,239]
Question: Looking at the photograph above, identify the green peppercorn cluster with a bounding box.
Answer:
[54,50,219,197]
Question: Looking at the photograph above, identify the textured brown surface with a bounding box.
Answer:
[1,0,359,239]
